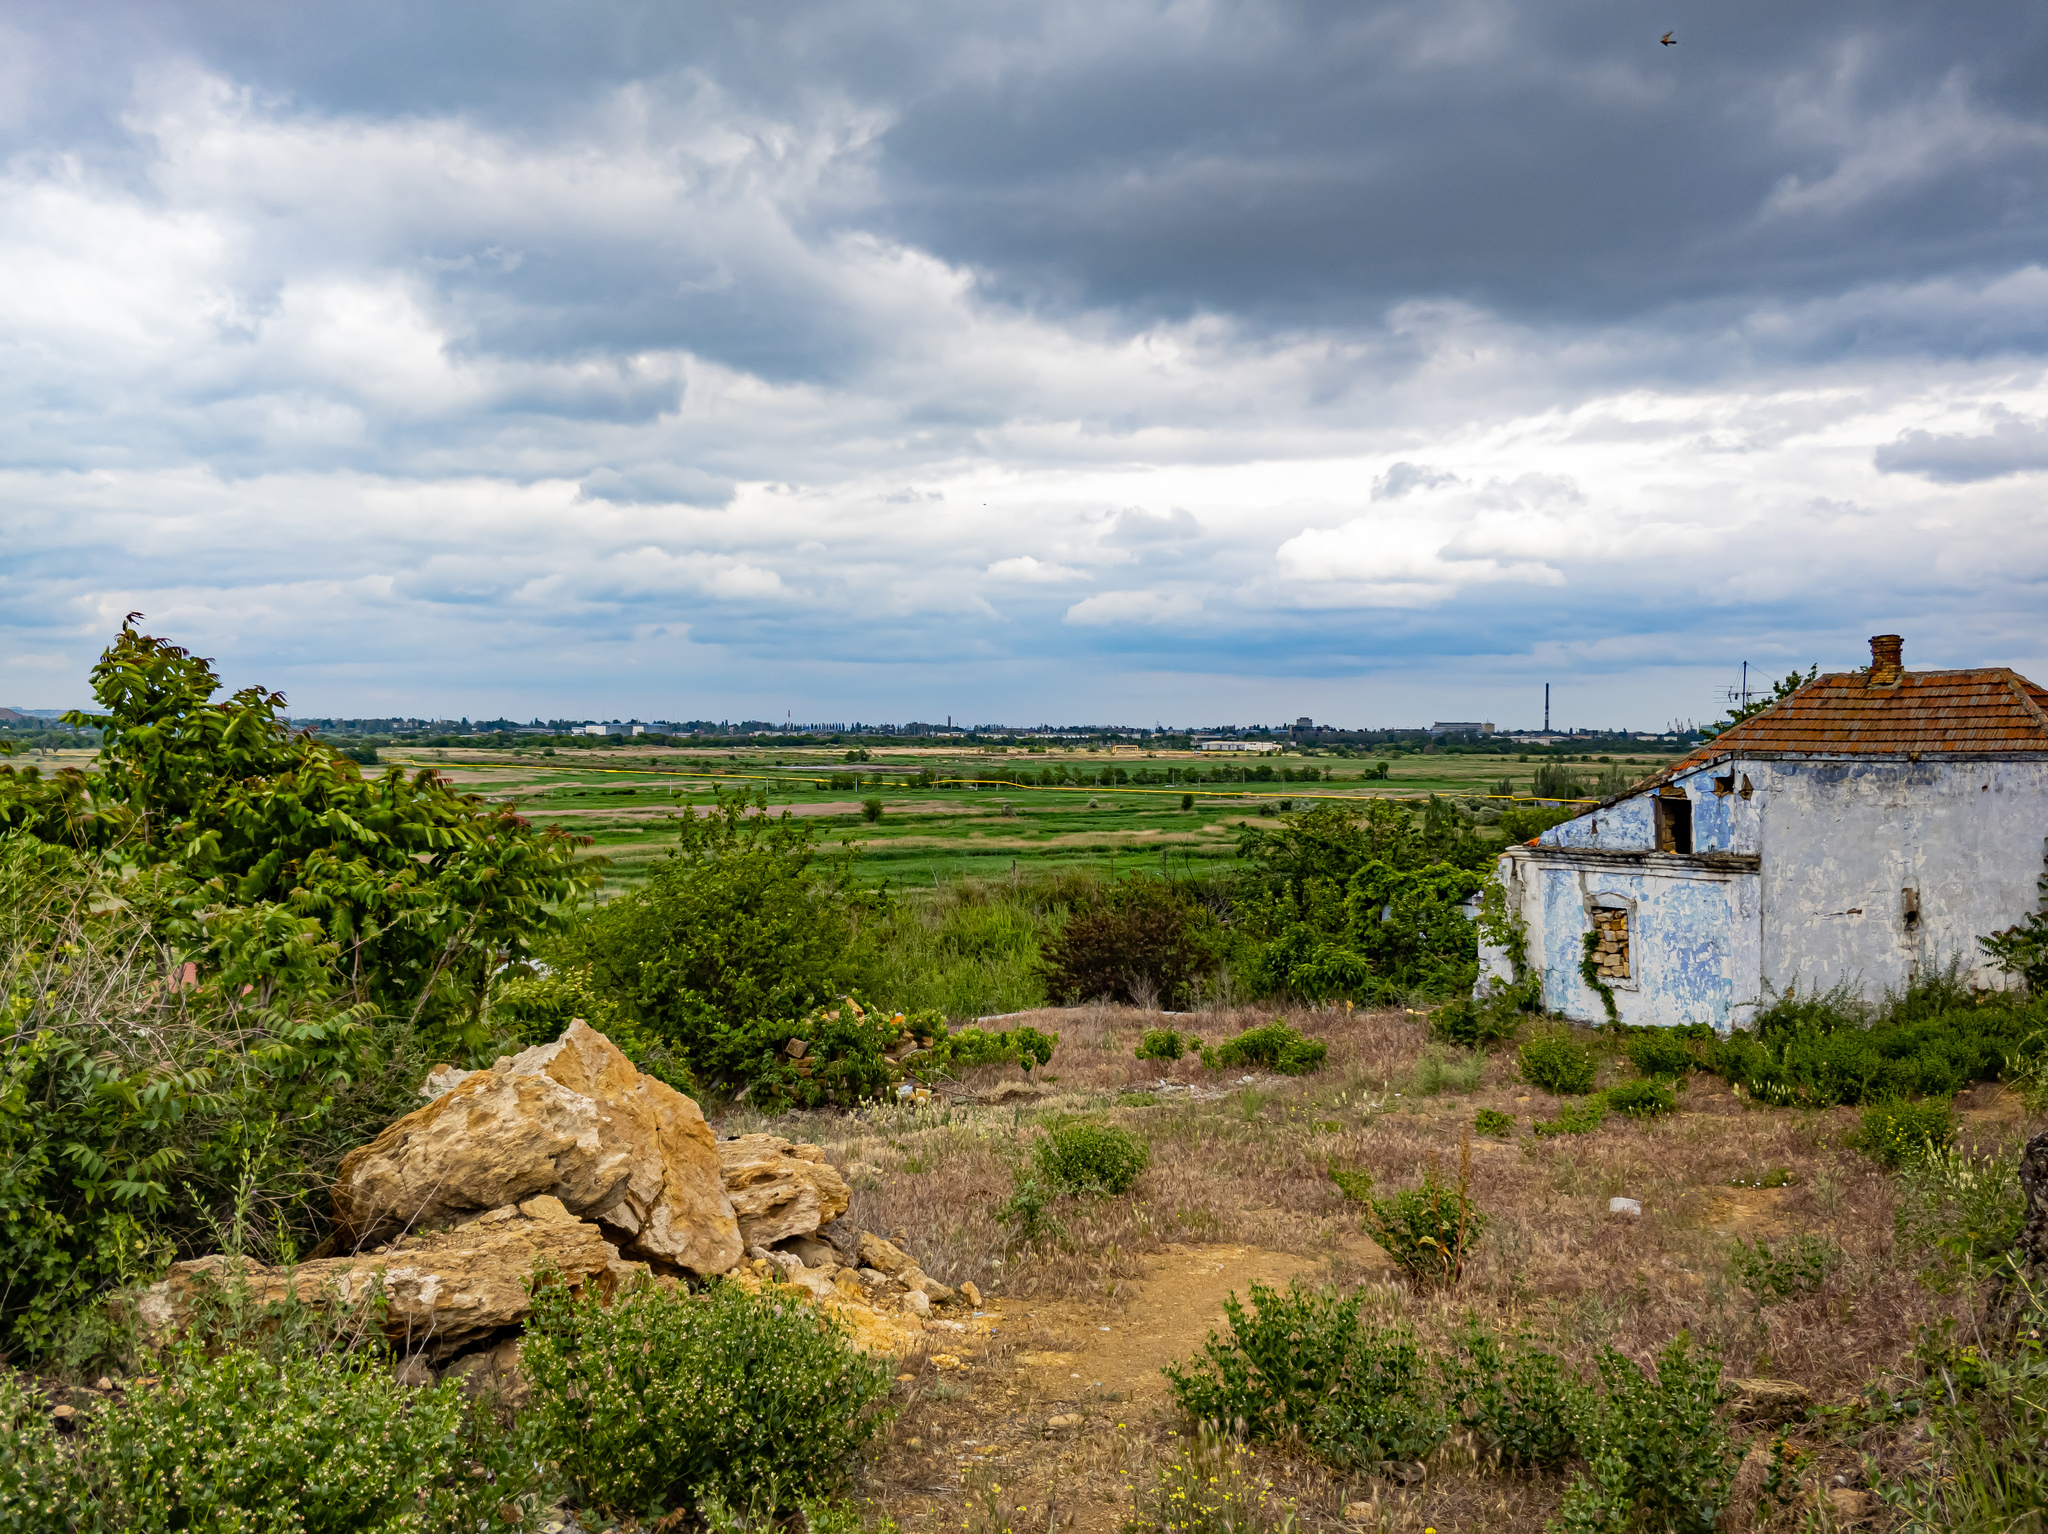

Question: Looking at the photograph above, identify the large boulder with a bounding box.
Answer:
[333,1022,743,1275]
[717,1135,852,1248]
[138,1198,649,1360]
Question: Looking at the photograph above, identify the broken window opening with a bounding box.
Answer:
[1738,774,1753,800]
[1655,794,1693,855]
[1590,906,1631,982]
[1712,774,1734,797]
[1902,887,1921,933]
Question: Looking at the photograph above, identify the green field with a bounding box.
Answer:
[368,741,1682,895]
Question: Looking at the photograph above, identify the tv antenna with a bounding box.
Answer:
[1723,662,1752,715]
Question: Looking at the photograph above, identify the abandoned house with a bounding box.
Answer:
[1478,635,2048,1031]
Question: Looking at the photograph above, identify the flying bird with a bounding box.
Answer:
[1660,31,1677,45]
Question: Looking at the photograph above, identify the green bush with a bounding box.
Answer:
[1556,1336,1735,1534]
[1519,1029,1598,1095]
[1440,1322,1582,1470]
[1135,1027,1190,1062]
[937,1023,1057,1074]
[1728,1235,1841,1305]
[1601,1078,1677,1119]
[860,798,882,823]
[1894,1144,2025,1271]
[83,1341,541,1533]
[1036,878,1216,1008]
[1622,1027,1703,1078]
[994,1171,1064,1244]
[1474,1107,1515,1136]
[1200,1021,1327,1075]
[0,1369,75,1533]
[1032,1121,1150,1195]
[521,1278,892,1518]
[1706,971,2039,1107]
[1162,1281,1447,1468]
[1359,1151,1485,1289]
[1533,1100,1606,1137]
[1328,1164,1374,1203]
[1430,990,1526,1049]
[1410,1042,1485,1095]
[549,790,881,1072]
[1853,1098,1957,1168]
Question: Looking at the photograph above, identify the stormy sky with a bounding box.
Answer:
[3,0,2046,727]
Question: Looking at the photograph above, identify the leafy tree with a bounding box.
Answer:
[549,789,878,1058]
[1036,877,1215,1008]
[0,621,602,1058]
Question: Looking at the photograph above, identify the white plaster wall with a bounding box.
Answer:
[1754,757,2048,998]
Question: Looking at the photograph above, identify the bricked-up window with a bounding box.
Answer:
[1655,793,1693,854]
[1590,907,1631,982]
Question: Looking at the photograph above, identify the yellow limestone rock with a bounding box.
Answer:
[333,1022,742,1275]
[717,1135,852,1248]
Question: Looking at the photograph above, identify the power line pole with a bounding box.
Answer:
[1543,683,1550,734]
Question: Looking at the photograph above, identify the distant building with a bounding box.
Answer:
[1196,740,1283,754]
[1429,721,1495,736]
[580,722,636,737]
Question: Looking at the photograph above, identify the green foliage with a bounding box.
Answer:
[1136,1027,1200,1062]
[1430,984,1532,1049]
[1033,1121,1150,1195]
[1440,1322,1582,1470]
[1893,1144,2025,1272]
[860,797,883,823]
[1551,1335,1735,1534]
[0,1370,75,1534]
[1533,1101,1607,1137]
[1474,1107,1515,1136]
[80,1341,542,1533]
[1498,803,1580,842]
[1852,1098,1958,1168]
[937,1023,1057,1075]
[521,1277,892,1519]
[704,998,942,1111]
[1600,1079,1677,1119]
[1875,1281,2048,1532]
[1162,1280,1447,1468]
[1328,1164,1374,1203]
[551,789,880,1071]
[1728,1235,1841,1304]
[862,878,1055,1019]
[4,621,600,1060]
[1621,1027,1703,1078]
[1519,1029,1599,1096]
[1706,971,2039,1107]
[1232,800,1488,1004]
[994,1172,1063,1244]
[1579,930,1621,1025]
[488,964,696,1093]
[1359,1148,1485,1289]
[1200,1021,1326,1075]
[1036,877,1215,1008]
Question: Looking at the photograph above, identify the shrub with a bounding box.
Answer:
[0,1370,75,1533]
[1728,1235,1841,1305]
[860,798,882,823]
[84,1341,542,1533]
[1622,1026,1703,1078]
[937,1023,1057,1074]
[1032,1121,1149,1195]
[1200,1021,1327,1075]
[1894,1144,2025,1270]
[1135,1027,1189,1062]
[1474,1107,1515,1136]
[1439,1322,1582,1470]
[1601,1078,1677,1119]
[1555,1336,1735,1534]
[521,1278,892,1518]
[1533,1100,1606,1136]
[1037,877,1216,1008]
[549,790,880,1069]
[700,998,935,1111]
[1359,1142,1485,1289]
[994,1172,1063,1244]
[1431,991,1526,1049]
[1519,1029,1598,1095]
[1853,1098,1957,1168]
[1327,1164,1374,1203]
[1162,1281,1447,1468]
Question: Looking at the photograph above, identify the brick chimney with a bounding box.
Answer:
[1868,633,1903,687]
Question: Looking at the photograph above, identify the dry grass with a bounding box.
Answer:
[713,1004,2042,1534]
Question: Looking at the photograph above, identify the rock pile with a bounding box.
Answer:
[139,1022,984,1388]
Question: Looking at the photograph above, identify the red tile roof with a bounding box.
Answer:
[1668,666,2048,777]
